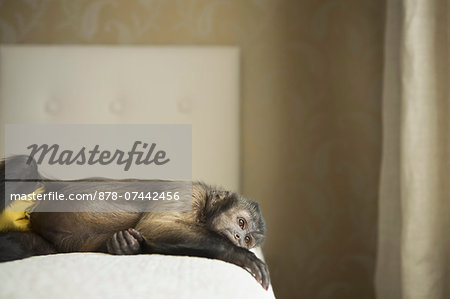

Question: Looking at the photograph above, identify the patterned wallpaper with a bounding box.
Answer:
[0,1,385,298]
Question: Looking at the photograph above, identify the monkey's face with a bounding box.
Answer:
[206,190,266,249]
[211,207,259,249]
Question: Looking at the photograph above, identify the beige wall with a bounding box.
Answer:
[0,1,385,298]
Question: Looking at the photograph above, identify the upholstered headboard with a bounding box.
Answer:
[0,45,240,191]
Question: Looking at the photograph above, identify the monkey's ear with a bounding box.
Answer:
[252,232,266,247]
[208,190,230,207]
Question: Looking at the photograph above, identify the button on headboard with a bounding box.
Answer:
[0,46,240,191]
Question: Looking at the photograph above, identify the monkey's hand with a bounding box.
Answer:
[233,248,270,290]
[106,228,144,255]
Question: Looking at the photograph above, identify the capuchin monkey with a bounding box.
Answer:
[0,156,270,289]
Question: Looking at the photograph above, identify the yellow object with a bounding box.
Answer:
[0,185,44,232]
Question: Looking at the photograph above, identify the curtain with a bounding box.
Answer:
[376,0,449,298]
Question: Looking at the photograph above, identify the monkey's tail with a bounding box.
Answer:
[0,231,56,262]
[1,155,42,211]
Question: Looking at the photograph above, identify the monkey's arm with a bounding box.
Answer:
[110,223,270,289]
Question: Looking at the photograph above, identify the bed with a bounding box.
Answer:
[0,46,276,299]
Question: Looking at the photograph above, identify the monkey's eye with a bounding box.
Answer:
[238,218,245,229]
[244,236,251,244]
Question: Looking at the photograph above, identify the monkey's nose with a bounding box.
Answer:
[234,233,240,240]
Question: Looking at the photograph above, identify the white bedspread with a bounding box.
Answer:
[0,252,275,299]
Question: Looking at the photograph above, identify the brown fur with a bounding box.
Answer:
[0,156,270,289]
